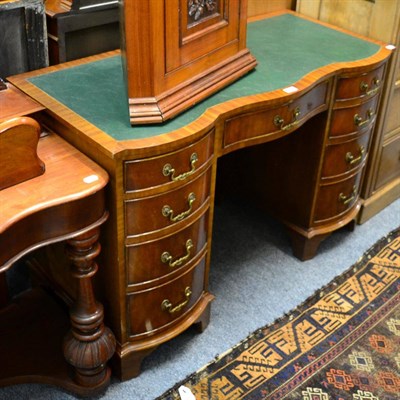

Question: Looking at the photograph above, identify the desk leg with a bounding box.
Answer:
[193,301,212,332]
[63,227,116,389]
[287,229,330,261]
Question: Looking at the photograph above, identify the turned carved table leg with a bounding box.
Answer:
[63,226,116,388]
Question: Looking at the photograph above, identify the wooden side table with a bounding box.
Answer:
[0,116,116,396]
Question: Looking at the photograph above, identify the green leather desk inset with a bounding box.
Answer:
[8,11,393,380]
[26,13,380,140]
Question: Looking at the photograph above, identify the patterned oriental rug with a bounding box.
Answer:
[158,227,400,400]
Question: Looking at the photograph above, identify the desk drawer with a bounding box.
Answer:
[126,211,208,286]
[335,65,385,101]
[330,95,379,137]
[314,172,362,223]
[125,168,211,236]
[321,132,370,178]
[124,131,214,192]
[127,256,206,337]
[223,81,328,147]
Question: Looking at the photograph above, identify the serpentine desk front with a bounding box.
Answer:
[9,11,393,380]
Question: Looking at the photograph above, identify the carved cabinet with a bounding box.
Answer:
[120,0,256,124]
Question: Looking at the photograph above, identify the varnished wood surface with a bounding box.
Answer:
[0,124,115,394]
[247,0,294,17]
[0,130,108,271]
[0,83,44,122]
[0,131,107,236]
[0,117,45,190]
[45,0,74,16]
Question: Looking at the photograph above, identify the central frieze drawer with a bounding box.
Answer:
[335,64,385,101]
[127,256,206,338]
[314,172,363,223]
[126,211,208,286]
[125,168,211,237]
[330,95,379,137]
[124,130,214,192]
[321,132,371,179]
[223,80,328,147]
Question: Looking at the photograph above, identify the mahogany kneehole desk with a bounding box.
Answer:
[8,11,393,380]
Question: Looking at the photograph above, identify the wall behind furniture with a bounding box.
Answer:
[296,0,398,43]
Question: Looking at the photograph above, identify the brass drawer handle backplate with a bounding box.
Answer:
[161,239,194,268]
[161,286,192,314]
[274,107,301,131]
[162,192,196,222]
[163,153,198,182]
[345,146,365,166]
[354,109,374,128]
[359,77,380,96]
[339,185,357,205]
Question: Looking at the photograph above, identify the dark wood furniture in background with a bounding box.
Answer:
[0,85,115,396]
[296,0,400,222]
[8,11,393,381]
[0,0,48,78]
[45,0,119,65]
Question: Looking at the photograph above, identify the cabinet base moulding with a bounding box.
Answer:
[128,50,257,125]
